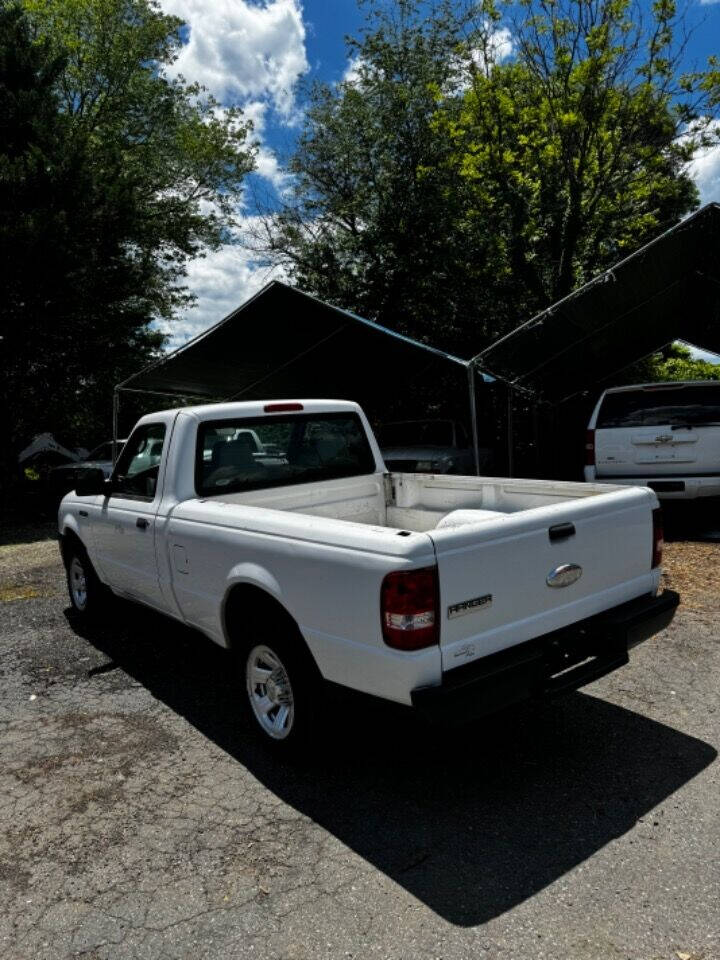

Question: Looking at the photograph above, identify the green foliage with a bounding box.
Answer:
[23,0,254,275]
[264,0,718,356]
[0,0,254,484]
[444,0,703,313]
[622,343,720,385]
[262,0,494,350]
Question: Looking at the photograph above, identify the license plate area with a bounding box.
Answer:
[540,630,628,696]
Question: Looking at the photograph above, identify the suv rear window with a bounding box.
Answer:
[597,385,720,428]
[195,412,376,497]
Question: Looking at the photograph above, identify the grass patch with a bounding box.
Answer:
[0,585,42,602]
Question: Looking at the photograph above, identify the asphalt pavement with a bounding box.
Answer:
[0,527,718,960]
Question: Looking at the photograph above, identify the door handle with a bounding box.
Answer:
[549,522,575,542]
[136,517,150,530]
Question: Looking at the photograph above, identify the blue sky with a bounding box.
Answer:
[156,0,720,350]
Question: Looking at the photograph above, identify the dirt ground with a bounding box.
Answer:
[0,516,718,960]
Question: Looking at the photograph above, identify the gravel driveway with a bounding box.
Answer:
[0,522,718,960]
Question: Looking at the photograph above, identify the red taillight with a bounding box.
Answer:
[652,507,664,568]
[381,567,439,651]
[585,429,595,466]
[264,402,304,413]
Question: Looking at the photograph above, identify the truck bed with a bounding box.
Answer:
[207,471,624,532]
[188,470,660,672]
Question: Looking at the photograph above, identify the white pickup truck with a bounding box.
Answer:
[59,399,678,751]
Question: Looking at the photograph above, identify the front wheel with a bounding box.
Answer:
[65,546,107,619]
[242,634,320,753]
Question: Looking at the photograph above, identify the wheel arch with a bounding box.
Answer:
[59,523,85,566]
[222,581,309,657]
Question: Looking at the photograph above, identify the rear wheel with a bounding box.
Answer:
[64,544,108,619]
[246,644,296,740]
[240,630,321,753]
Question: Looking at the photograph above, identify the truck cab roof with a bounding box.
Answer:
[137,399,362,424]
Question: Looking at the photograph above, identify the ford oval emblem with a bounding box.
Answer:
[546,563,583,588]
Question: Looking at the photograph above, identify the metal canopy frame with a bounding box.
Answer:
[116,206,720,480]
[114,280,491,473]
[469,203,720,473]
[470,203,720,403]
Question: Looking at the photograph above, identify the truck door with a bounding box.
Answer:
[94,422,168,610]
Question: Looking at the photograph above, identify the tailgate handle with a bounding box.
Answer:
[549,522,575,542]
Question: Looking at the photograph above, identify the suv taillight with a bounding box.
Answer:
[381,567,439,650]
[652,508,664,568]
[585,429,596,466]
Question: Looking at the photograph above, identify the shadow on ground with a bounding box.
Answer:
[0,519,57,548]
[67,601,716,927]
[662,498,720,543]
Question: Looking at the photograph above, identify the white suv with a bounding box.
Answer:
[585,381,720,499]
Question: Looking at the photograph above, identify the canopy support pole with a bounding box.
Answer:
[507,385,514,478]
[468,364,481,476]
[112,390,120,466]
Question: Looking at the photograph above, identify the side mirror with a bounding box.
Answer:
[75,468,110,497]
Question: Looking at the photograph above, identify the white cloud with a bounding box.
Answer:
[472,26,513,68]
[456,26,514,85]
[689,130,720,206]
[242,99,269,136]
[208,101,292,195]
[160,0,309,119]
[162,230,287,348]
[699,0,720,5]
[343,24,513,91]
[255,147,292,192]
[152,2,305,345]
[447,25,514,93]
[342,56,365,86]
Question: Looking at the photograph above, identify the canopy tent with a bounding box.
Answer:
[118,204,720,479]
[116,280,490,471]
[473,203,720,404]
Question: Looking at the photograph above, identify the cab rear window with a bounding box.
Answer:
[597,385,720,428]
[195,412,376,497]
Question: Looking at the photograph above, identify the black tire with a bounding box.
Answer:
[239,626,322,754]
[64,542,108,619]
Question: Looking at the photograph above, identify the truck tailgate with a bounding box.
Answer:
[429,486,659,672]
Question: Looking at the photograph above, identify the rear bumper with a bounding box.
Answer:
[411,590,680,723]
[590,472,720,499]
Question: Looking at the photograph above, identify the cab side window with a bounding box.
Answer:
[112,424,166,501]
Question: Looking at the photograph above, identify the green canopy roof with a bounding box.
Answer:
[120,205,720,416]
[118,280,477,403]
[473,203,720,403]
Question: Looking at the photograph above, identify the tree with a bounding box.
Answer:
[440,0,713,317]
[622,342,720,384]
[0,1,102,486]
[23,0,255,292]
[0,0,254,488]
[258,1,493,351]
[262,0,720,355]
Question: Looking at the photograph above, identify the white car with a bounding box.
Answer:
[59,399,677,752]
[585,381,720,498]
